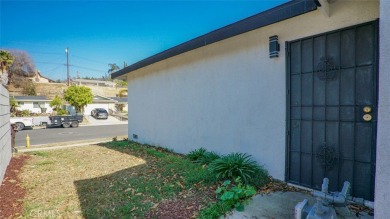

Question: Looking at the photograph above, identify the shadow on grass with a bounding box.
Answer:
[74,141,213,218]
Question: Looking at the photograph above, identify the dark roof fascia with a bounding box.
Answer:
[112,0,318,79]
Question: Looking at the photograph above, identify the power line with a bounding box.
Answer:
[35,61,65,65]
[28,51,63,55]
[71,54,108,65]
[35,61,105,73]
[41,65,63,73]
[71,65,106,73]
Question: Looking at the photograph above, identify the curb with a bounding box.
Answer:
[16,135,128,152]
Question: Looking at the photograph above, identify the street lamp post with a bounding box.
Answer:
[66,48,70,86]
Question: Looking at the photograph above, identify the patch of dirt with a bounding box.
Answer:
[0,154,30,219]
[347,203,374,217]
[144,186,216,219]
[258,177,309,194]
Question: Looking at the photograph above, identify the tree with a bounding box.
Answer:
[21,79,36,95]
[118,89,128,97]
[63,85,93,113]
[50,95,64,111]
[9,97,18,113]
[108,63,120,75]
[8,50,36,85]
[115,79,127,87]
[0,50,14,73]
[0,50,14,85]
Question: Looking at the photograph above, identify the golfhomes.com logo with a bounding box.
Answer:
[29,209,61,217]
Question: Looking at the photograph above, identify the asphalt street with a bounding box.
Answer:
[15,124,128,147]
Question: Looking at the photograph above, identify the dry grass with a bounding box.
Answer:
[20,145,146,218]
[19,141,215,218]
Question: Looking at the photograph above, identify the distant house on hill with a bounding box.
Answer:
[29,71,55,83]
[72,79,116,88]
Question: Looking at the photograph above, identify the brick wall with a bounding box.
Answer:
[0,84,11,184]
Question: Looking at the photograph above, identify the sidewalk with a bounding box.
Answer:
[225,191,373,219]
[16,136,127,152]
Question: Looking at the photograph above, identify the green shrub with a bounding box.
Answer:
[250,168,270,188]
[16,110,30,117]
[198,151,220,165]
[57,109,68,115]
[216,177,257,212]
[186,148,207,162]
[187,148,220,165]
[208,153,268,186]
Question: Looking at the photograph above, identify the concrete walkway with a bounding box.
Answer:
[225,191,373,219]
[81,115,127,126]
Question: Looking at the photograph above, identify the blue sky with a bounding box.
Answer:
[1,0,287,80]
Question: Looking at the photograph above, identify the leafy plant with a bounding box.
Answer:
[209,152,268,186]
[198,177,257,218]
[186,147,207,162]
[216,177,256,212]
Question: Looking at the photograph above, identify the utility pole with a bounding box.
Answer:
[65,47,70,86]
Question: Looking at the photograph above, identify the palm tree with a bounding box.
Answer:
[0,50,14,85]
[0,50,14,74]
[106,63,120,81]
[108,63,120,74]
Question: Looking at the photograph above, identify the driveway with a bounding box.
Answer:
[82,115,127,126]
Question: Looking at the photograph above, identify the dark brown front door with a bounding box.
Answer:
[286,21,378,200]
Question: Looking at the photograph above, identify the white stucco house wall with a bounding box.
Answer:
[112,0,389,216]
[14,96,53,114]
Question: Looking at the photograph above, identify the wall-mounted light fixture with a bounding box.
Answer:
[269,35,280,58]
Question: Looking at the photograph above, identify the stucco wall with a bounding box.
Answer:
[126,1,379,180]
[375,0,390,217]
[0,85,11,185]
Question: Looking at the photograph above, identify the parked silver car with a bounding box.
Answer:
[91,108,108,119]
